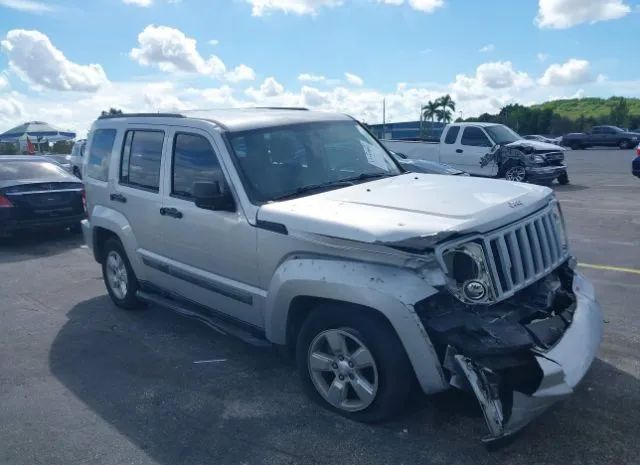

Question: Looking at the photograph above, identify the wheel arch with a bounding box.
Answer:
[265,257,449,394]
[90,206,141,271]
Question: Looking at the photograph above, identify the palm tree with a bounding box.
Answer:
[435,94,456,123]
[420,100,440,135]
[435,108,453,124]
[421,100,439,123]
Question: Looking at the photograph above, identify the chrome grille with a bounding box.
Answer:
[483,207,568,300]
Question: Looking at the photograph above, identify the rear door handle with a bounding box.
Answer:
[160,207,183,219]
[456,149,464,153]
[110,193,127,203]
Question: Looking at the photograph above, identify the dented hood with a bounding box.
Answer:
[505,139,564,152]
[258,173,553,246]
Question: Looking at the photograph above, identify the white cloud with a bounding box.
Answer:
[123,0,152,6]
[0,95,24,124]
[0,0,52,13]
[301,85,329,106]
[536,0,631,29]
[247,0,443,15]
[143,82,187,111]
[247,0,342,16]
[225,64,256,82]
[345,72,364,86]
[209,39,219,46]
[1,29,109,92]
[479,44,495,53]
[0,73,8,91]
[245,77,285,99]
[451,61,532,101]
[130,25,226,75]
[539,58,594,86]
[537,52,549,62]
[298,73,326,82]
[378,0,444,12]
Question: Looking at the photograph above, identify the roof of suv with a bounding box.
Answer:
[96,108,353,132]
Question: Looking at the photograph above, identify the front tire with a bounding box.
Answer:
[619,140,631,150]
[504,164,527,183]
[296,304,413,423]
[557,171,569,185]
[101,238,142,310]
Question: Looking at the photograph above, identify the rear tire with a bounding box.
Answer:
[296,304,413,423]
[101,238,142,310]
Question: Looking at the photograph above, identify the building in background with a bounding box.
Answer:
[368,121,445,140]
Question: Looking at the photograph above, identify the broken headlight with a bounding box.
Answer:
[441,242,494,304]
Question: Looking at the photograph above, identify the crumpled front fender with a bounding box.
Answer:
[264,257,449,394]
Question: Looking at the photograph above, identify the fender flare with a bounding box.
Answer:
[265,258,449,394]
[90,205,143,274]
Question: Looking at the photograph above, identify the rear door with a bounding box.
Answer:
[156,128,261,327]
[110,127,167,277]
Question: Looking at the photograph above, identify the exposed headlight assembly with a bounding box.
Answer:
[441,242,494,304]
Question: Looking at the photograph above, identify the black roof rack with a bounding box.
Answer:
[98,112,185,120]
[254,107,309,111]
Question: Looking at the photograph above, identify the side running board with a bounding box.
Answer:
[137,291,271,347]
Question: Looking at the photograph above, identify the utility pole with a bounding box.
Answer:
[382,98,386,137]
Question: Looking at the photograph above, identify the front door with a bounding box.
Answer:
[457,126,498,176]
[156,129,261,327]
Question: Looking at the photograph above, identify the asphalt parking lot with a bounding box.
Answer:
[1,148,639,465]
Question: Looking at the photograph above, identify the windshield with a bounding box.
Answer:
[227,121,401,203]
[485,125,522,144]
[0,160,70,181]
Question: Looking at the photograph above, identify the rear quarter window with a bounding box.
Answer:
[444,126,460,144]
[87,129,117,181]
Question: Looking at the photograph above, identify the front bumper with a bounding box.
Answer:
[456,272,603,442]
[526,165,566,182]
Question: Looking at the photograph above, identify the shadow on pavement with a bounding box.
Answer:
[0,228,84,264]
[49,296,640,465]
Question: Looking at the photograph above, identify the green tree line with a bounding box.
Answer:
[461,97,640,136]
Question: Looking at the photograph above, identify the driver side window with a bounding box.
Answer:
[461,127,492,147]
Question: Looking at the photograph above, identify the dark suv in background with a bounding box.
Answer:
[562,125,640,150]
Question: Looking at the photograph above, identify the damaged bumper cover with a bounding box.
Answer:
[526,165,567,183]
[419,268,603,442]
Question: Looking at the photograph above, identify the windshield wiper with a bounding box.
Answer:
[270,173,397,202]
[270,180,355,201]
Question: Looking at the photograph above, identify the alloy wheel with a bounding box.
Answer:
[106,250,129,300]
[505,166,527,182]
[307,329,379,412]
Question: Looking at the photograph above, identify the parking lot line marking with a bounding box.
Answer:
[193,359,227,364]
[579,263,640,275]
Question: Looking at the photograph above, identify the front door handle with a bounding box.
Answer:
[110,193,127,203]
[456,149,464,153]
[160,207,183,219]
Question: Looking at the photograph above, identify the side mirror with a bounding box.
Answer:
[193,181,234,211]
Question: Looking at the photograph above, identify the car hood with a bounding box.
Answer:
[400,159,466,175]
[506,139,565,152]
[258,174,553,248]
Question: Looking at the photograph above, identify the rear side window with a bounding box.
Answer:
[172,133,222,199]
[444,126,460,144]
[461,127,492,147]
[87,129,116,181]
[120,130,164,192]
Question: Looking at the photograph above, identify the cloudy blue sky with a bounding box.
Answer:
[0,0,639,135]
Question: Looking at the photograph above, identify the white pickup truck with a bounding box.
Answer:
[383,122,569,185]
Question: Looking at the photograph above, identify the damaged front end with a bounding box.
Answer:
[416,262,603,442]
